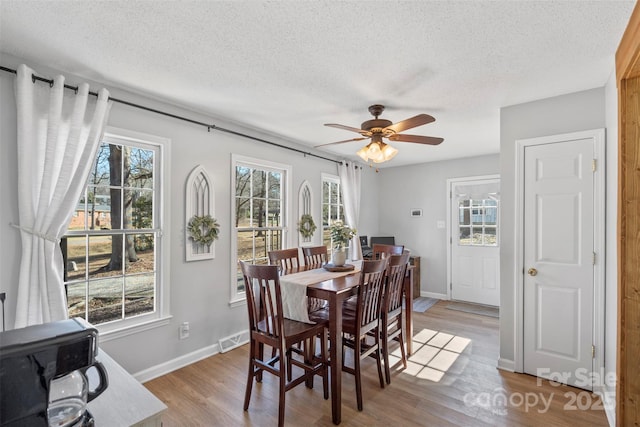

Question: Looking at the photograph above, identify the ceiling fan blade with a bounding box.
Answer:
[315,137,369,148]
[324,123,368,134]
[385,114,435,134]
[388,134,444,145]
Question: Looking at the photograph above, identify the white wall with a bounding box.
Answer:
[376,154,500,297]
[0,53,379,375]
[499,87,607,369]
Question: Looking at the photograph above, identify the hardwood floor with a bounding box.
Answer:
[144,301,608,426]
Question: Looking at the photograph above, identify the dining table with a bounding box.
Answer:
[279,260,414,425]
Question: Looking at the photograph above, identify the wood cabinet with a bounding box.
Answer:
[409,256,421,299]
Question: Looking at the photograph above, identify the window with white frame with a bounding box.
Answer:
[61,128,170,333]
[457,198,498,246]
[232,155,290,303]
[321,174,344,251]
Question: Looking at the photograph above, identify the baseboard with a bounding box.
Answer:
[497,358,515,372]
[422,291,448,299]
[134,342,221,383]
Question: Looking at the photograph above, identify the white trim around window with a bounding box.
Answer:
[321,173,342,251]
[95,126,172,339]
[229,154,292,306]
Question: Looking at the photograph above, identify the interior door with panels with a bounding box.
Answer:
[522,136,596,390]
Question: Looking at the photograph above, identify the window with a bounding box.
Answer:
[322,174,344,251]
[458,198,498,246]
[61,128,170,334]
[231,155,291,304]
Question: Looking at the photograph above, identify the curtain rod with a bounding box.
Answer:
[0,65,342,165]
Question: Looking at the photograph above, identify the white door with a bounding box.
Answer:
[450,178,500,306]
[523,138,594,390]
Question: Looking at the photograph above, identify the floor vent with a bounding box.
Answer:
[219,330,249,353]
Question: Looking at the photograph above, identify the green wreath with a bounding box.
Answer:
[188,215,220,246]
[297,214,317,238]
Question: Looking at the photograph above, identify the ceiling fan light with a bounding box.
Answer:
[356,146,370,161]
[367,141,381,156]
[370,143,389,163]
[381,143,398,161]
[369,142,398,163]
[371,155,385,164]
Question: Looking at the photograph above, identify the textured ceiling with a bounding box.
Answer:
[0,1,635,167]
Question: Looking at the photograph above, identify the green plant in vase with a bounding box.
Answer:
[328,220,356,266]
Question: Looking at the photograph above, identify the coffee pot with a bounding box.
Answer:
[0,318,109,426]
[47,363,108,427]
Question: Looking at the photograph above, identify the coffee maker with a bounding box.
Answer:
[0,318,108,426]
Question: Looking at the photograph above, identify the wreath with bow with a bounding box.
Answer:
[297,214,317,238]
[188,215,220,246]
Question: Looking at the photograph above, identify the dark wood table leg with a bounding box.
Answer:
[404,268,414,355]
[329,293,344,424]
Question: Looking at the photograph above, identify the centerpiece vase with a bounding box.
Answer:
[331,247,347,266]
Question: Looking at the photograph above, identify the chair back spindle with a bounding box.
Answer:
[302,245,328,266]
[268,248,301,271]
[241,262,283,340]
[385,252,411,315]
[357,259,388,330]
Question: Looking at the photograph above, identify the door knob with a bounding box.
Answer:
[528,268,538,276]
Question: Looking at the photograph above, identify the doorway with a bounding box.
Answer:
[515,129,605,390]
[447,175,500,306]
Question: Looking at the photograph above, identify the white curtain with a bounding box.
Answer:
[338,161,362,260]
[14,64,112,328]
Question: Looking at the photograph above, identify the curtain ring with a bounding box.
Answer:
[49,79,54,88]
[31,74,36,84]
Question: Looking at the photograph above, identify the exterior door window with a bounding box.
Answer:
[458,199,498,246]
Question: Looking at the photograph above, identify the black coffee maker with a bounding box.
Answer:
[0,318,108,426]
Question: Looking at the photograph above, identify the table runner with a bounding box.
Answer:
[279,260,362,323]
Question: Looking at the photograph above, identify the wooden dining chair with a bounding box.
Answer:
[268,248,301,270]
[309,258,388,411]
[372,243,404,260]
[301,245,328,267]
[343,258,388,410]
[239,261,329,427]
[380,252,411,384]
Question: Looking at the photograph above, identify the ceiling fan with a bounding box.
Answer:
[316,104,443,163]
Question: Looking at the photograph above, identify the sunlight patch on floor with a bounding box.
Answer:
[428,349,459,372]
[412,328,438,344]
[410,344,440,365]
[444,336,472,353]
[427,332,454,348]
[416,366,446,382]
[400,328,471,383]
[403,360,425,376]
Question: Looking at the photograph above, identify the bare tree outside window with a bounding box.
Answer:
[235,163,285,292]
[62,139,158,325]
